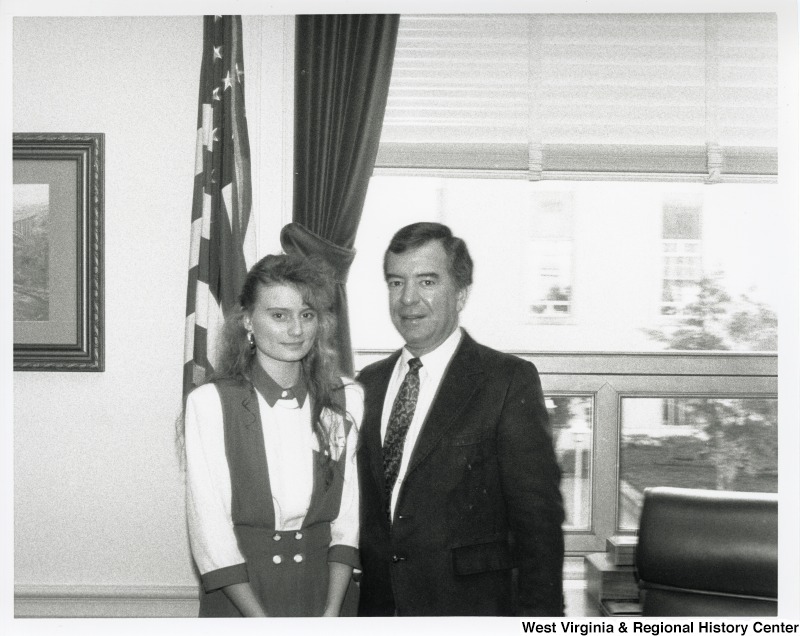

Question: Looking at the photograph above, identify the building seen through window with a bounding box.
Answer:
[351,178,779,355]
[618,397,778,529]
[661,197,703,317]
[527,193,574,320]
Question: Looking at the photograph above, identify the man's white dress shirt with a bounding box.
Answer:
[381,327,463,519]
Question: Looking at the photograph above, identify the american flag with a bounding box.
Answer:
[183,15,255,400]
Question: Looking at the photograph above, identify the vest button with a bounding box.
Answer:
[273,555,282,564]
[293,554,304,563]
[273,533,281,541]
[295,531,303,540]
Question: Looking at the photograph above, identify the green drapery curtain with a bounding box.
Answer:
[282,14,399,377]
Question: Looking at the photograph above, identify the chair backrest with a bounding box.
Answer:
[635,486,778,616]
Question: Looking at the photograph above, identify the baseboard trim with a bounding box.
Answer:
[16,581,595,618]
[14,584,200,618]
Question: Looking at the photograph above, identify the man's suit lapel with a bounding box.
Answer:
[404,333,484,476]
[360,351,401,496]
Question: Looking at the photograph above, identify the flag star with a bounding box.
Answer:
[222,71,233,90]
[235,63,244,83]
[212,87,221,101]
[213,46,223,60]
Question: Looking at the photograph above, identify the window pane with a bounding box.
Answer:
[618,397,777,530]
[548,395,593,530]
[351,177,779,352]
[663,201,701,239]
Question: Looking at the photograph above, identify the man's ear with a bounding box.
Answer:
[456,285,470,312]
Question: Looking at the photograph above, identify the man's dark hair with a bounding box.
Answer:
[383,222,473,290]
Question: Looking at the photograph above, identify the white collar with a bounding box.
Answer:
[400,327,463,378]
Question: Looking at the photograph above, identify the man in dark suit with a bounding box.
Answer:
[356,222,565,617]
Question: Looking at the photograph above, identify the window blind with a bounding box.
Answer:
[375,13,778,180]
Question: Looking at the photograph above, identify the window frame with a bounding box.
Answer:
[540,363,777,555]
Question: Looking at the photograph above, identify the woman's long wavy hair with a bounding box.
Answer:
[177,253,351,471]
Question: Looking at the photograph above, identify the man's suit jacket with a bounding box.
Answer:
[356,331,565,616]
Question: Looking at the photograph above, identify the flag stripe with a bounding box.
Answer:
[189,218,202,268]
[184,313,196,364]
[194,127,205,176]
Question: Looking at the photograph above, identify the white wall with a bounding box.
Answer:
[12,15,293,617]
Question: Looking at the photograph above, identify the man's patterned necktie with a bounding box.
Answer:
[382,357,423,520]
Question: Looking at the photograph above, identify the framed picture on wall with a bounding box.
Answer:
[13,133,104,371]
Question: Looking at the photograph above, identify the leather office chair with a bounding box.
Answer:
[635,486,778,616]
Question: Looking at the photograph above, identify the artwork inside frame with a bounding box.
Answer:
[13,133,104,371]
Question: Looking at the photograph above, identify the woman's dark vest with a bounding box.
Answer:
[198,379,356,617]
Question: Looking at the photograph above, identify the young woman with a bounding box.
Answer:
[184,254,362,617]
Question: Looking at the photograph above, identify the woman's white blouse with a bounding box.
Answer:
[185,381,363,576]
